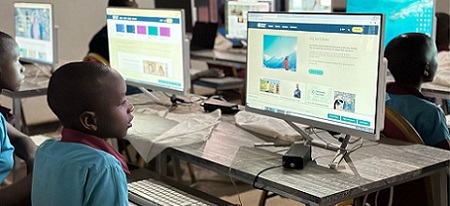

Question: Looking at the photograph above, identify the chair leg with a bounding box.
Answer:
[258,190,269,206]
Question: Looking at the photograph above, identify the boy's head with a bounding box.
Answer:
[385,33,438,85]
[0,31,25,92]
[108,0,138,8]
[47,62,134,139]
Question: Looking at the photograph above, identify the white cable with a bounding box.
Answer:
[388,187,394,206]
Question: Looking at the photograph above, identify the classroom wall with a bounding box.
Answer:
[0,0,448,63]
[0,0,155,63]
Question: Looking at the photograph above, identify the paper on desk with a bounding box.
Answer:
[127,108,221,162]
[235,111,303,143]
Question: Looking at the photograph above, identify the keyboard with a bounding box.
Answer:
[128,178,216,206]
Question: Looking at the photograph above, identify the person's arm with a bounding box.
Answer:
[0,173,32,206]
[6,123,36,173]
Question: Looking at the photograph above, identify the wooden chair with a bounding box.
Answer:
[383,106,424,144]
[364,106,433,206]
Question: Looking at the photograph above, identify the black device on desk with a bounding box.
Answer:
[282,143,311,169]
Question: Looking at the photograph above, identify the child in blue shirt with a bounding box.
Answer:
[0,31,37,205]
[32,62,135,205]
[385,33,450,149]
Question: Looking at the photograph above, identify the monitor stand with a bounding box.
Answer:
[138,87,184,112]
[284,120,351,169]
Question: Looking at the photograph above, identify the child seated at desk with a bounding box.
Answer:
[32,62,134,205]
[0,31,37,206]
[384,33,450,149]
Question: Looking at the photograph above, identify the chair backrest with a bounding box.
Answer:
[83,52,109,66]
[379,106,434,206]
[382,106,424,144]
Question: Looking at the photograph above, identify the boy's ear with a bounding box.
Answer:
[79,111,97,131]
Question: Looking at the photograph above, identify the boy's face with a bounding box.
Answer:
[0,40,24,91]
[94,71,134,139]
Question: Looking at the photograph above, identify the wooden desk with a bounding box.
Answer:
[421,82,450,104]
[162,122,449,206]
[127,93,450,206]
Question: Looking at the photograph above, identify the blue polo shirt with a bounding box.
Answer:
[386,82,450,146]
[0,114,14,183]
[32,138,128,206]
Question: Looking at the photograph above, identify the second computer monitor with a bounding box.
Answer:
[246,12,386,140]
[107,8,190,96]
[225,0,271,40]
[14,2,57,66]
[346,0,436,48]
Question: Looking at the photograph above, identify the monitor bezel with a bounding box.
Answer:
[13,2,57,66]
[245,12,386,141]
[107,7,191,97]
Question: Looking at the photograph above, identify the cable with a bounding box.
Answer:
[374,190,380,206]
[228,165,243,206]
[252,165,282,189]
[388,186,394,206]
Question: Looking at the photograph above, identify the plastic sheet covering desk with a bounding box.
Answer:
[127,93,450,206]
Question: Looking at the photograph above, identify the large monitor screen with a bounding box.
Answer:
[287,0,332,13]
[225,0,271,40]
[347,0,435,48]
[107,8,190,95]
[246,12,386,140]
[14,2,56,65]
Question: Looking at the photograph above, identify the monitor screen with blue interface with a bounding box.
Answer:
[14,2,55,65]
[107,8,190,95]
[246,12,386,140]
[287,0,332,13]
[347,0,435,48]
[225,0,271,40]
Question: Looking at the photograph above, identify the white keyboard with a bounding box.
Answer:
[128,178,213,206]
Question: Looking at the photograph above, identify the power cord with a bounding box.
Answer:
[252,165,282,189]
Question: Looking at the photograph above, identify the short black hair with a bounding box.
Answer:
[47,62,113,127]
[108,0,137,7]
[385,33,434,84]
[0,31,16,63]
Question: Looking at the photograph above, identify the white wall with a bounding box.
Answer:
[0,0,154,63]
[0,0,448,63]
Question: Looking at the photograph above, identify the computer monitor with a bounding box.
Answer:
[107,8,190,99]
[14,2,57,66]
[154,0,195,33]
[225,0,271,40]
[246,12,386,142]
[346,0,435,48]
[286,0,332,13]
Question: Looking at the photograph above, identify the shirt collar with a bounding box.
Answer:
[61,128,130,174]
[386,82,428,101]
